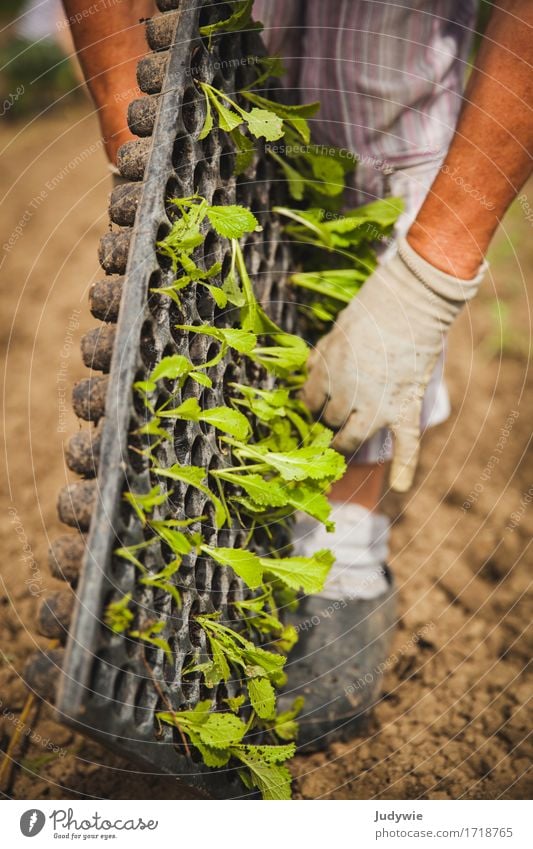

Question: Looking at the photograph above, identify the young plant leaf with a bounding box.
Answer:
[152,465,228,527]
[213,469,288,508]
[150,355,194,383]
[230,128,256,174]
[206,204,260,239]
[248,676,276,719]
[104,594,134,634]
[260,549,335,594]
[201,545,263,588]
[157,396,251,441]
[124,485,167,525]
[232,744,295,800]
[199,0,262,45]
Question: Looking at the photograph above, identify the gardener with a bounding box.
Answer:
[62,0,533,750]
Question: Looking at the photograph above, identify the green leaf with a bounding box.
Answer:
[200,406,251,440]
[190,639,231,688]
[156,397,200,420]
[273,205,333,247]
[206,204,260,239]
[214,470,288,507]
[200,282,227,308]
[129,621,173,664]
[287,115,311,143]
[149,522,195,556]
[188,732,231,768]
[204,86,243,132]
[244,646,286,681]
[260,549,335,594]
[241,90,319,120]
[240,92,318,144]
[150,355,193,383]
[133,379,156,395]
[158,397,251,440]
[197,713,247,748]
[114,539,155,572]
[139,559,182,607]
[245,107,284,141]
[272,697,304,741]
[157,705,246,756]
[198,95,213,140]
[251,333,309,375]
[269,150,305,200]
[189,371,213,388]
[201,545,263,589]
[232,744,295,800]
[247,55,285,89]
[272,447,346,482]
[233,241,282,334]
[175,323,257,355]
[224,694,246,713]
[290,268,365,303]
[236,444,346,483]
[248,677,276,719]
[308,152,345,196]
[124,485,167,525]
[231,384,291,422]
[153,465,228,527]
[286,482,334,531]
[217,328,257,354]
[346,196,404,229]
[199,0,262,44]
[275,624,298,653]
[154,463,204,486]
[230,129,255,174]
[222,265,245,306]
[104,594,133,634]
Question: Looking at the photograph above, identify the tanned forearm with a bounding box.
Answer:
[408,0,533,279]
[62,0,156,163]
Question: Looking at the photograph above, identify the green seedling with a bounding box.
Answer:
[114,19,401,799]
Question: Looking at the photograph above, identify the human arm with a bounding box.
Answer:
[62,0,156,164]
[303,0,533,491]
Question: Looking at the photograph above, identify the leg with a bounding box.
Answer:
[329,462,387,510]
[62,0,157,164]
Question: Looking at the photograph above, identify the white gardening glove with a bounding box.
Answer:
[302,236,487,492]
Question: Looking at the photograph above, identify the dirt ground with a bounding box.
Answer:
[1,105,531,800]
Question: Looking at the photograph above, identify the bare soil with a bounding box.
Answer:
[1,106,531,800]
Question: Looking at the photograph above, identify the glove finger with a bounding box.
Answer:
[331,410,368,455]
[322,396,354,429]
[390,403,422,493]
[301,347,331,412]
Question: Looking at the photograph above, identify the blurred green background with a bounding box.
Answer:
[0,0,82,118]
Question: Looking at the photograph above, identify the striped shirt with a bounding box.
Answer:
[254,0,478,168]
[253,0,479,461]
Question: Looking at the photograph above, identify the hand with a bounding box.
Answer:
[302,237,486,492]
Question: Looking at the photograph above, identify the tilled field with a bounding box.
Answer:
[1,107,531,800]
